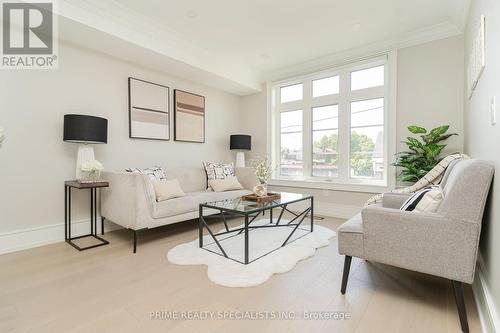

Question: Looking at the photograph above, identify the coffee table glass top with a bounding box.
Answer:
[201,192,312,214]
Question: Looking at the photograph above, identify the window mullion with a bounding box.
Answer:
[303,80,313,178]
[338,71,350,182]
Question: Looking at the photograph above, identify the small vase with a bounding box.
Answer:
[79,170,101,183]
[253,183,268,197]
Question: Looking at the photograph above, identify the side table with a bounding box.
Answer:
[64,180,110,251]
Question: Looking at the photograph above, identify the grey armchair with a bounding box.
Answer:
[338,159,494,333]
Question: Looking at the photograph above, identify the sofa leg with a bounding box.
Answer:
[101,217,105,235]
[132,229,137,253]
[341,255,352,295]
[452,280,469,333]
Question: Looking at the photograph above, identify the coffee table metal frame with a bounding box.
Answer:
[199,194,313,265]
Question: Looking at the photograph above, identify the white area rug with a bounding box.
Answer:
[167,219,336,287]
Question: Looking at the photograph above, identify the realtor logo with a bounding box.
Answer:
[1,0,58,69]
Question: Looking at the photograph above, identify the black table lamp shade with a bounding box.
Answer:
[64,114,108,144]
[230,134,251,150]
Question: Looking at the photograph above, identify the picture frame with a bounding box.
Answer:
[467,14,486,100]
[174,89,206,143]
[128,77,170,140]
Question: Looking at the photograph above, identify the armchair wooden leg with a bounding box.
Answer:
[452,280,469,333]
[341,255,352,295]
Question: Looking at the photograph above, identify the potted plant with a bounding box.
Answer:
[393,125,457,183]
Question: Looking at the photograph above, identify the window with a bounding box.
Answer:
[313,105,338,177]
[271,55,391,188]
[280,83,303,103]
[313,76,339,97]
[351,65,384,90]
[350,98,384,179]
[280,110,303,176]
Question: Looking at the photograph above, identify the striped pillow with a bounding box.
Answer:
[400,187,435,211]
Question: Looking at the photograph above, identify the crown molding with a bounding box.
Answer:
[264,21,463,82]
[55,1,469,95]
[57,0,262,95]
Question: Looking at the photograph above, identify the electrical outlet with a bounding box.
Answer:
[491,96,497,125]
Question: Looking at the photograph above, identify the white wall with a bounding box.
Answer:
[0,42,240,235]
[397,36,464,155]
[240,35,465,212]
[463,0,500,329]
[0,34,467,253]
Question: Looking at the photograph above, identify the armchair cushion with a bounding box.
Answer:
[338,213,364,258]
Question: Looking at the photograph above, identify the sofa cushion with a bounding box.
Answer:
[338,213,364,257]
[414,186,443,213]
[152,179,186,202]
[153,189,251,218]
[168,168,208,193]
[126,166,167,181]
[203,161,235,189]
[400,187,434,211]
[209,176,243,192]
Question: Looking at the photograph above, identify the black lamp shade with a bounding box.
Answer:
[63,114,108,144]
[230,134,251,150]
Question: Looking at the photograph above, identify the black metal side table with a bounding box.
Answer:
[64,180,110,251]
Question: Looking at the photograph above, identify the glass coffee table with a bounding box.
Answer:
[199,192,314,264]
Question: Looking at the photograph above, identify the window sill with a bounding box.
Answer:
[268,178,389,193]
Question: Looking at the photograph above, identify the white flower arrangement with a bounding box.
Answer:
[79,159,104,182]
[253,158,273,185]
[81,160,104,172]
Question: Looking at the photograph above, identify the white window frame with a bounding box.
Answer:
[267,51,397,193]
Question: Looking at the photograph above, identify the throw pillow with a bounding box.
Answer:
[400,187,434,211]
[203,162,235,188]
[126,166,167,181]
[152,179,186,202]
[209,176,243,192]
[414,186,444,213]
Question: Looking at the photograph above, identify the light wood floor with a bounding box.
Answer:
[0,215,481,333]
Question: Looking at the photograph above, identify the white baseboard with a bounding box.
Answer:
[0,218,121,255]
[473,254,500,333]
[0,200,358,256]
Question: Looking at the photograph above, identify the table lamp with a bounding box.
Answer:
[63,114,107,179]
[230,134,251,167]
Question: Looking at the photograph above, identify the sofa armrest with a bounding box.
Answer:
[235,167,259,191]
[361,206,479,283]
[381,192,411,209]
[101,171,156,230]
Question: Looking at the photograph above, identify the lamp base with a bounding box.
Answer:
[235,151,246,168]
[76,144,95,180]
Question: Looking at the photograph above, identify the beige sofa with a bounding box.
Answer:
[101,167,258,252]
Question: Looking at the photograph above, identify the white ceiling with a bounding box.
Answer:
[58,0,470,95]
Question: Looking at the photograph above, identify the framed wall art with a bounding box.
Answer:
[467,14,486,99]
[174,89,205,143]
[128,77,170,140]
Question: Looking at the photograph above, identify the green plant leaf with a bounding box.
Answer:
[434,133,457,143]
[430,125,449,137]
[407,126,427,134]
[406,137,423,148]
[420,134,433,144]
[400,174,418,182]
